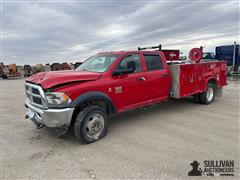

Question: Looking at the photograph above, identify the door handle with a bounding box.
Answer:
[137,77,146,81]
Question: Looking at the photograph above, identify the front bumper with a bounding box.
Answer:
[25,100,74,128]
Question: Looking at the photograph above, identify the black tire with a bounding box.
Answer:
[193,94,201,103]
[199,83,216,104]
[74,106,108,144]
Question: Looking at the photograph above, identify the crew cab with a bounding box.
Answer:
[25,45,227,143]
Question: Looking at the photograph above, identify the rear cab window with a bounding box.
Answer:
[143,54,164,71]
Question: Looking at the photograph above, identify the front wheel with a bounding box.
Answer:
[74,106,108,144]
[199,83,216,104]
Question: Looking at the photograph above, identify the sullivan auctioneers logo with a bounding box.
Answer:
[188,160,234,176]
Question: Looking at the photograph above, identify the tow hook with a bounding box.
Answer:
[25,115,45,129]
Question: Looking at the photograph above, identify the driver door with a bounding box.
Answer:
[109,53,150,111]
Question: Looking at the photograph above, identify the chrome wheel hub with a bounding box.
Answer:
[207,87,214,102]
[86,113,104,139]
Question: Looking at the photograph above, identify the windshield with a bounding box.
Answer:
[76,54,119,72]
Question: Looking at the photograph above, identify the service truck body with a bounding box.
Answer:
[25,49,227,143]
[169,61,227,98]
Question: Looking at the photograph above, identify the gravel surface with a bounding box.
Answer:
[1,77,239,179]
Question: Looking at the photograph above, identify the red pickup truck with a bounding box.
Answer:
[25,46,227,143]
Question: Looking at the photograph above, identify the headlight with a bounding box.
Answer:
[45,92,72,105]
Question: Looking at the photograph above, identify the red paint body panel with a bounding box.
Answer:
[162,50,180,61]
[169,61,227,98]
[26,70,101,89]
[26,50,227,113]
[180,64,196,97]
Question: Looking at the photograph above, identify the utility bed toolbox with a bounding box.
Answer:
[169,61,227,98]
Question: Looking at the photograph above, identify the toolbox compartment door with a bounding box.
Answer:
[169,63,201,98]
[179,64,195,97]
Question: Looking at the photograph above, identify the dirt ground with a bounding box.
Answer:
[1,77,239,179]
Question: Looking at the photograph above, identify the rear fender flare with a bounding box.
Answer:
[205,78,217,90]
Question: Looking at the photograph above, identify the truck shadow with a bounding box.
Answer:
[56,96,207,143]
[40,96,218,144]
[108,97,198,128]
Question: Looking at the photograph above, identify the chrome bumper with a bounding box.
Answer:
[25,100,74,128]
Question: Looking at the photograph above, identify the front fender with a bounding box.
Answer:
[70,91,116,114]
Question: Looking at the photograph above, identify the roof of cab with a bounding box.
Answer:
[97,50,161,55]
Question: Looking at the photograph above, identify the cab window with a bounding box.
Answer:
[116,54,141,73]
[144,54,164,71]
[76,54,119,72]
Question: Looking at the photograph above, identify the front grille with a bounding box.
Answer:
[32,88,40,95]
[33,96,42,105]
[25,83,47,109]
[26,91,31,99]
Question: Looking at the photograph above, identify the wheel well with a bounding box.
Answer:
[208,79,217,88]
[70,100,110,126]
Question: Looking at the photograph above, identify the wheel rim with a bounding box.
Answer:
[207,87,214,102]
[85,113,104,139]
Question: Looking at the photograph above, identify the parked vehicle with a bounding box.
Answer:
[50,63,61,71]
[24,65,35,77]
[1,63,22,79]
[25,45,227,144]
[0,62,8,79]
[60,62,72,70]
[35,64,45,73]
[202,52,215,60]
[215,42,240,75]
[74,62,83,69]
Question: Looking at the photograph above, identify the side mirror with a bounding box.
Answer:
[113,61,136,76]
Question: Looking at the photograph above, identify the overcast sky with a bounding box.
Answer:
[1,0,239,65]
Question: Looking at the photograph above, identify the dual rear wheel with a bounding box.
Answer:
[193,83,216,104]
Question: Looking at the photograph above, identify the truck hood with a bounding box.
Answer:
[26,70,101,89]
